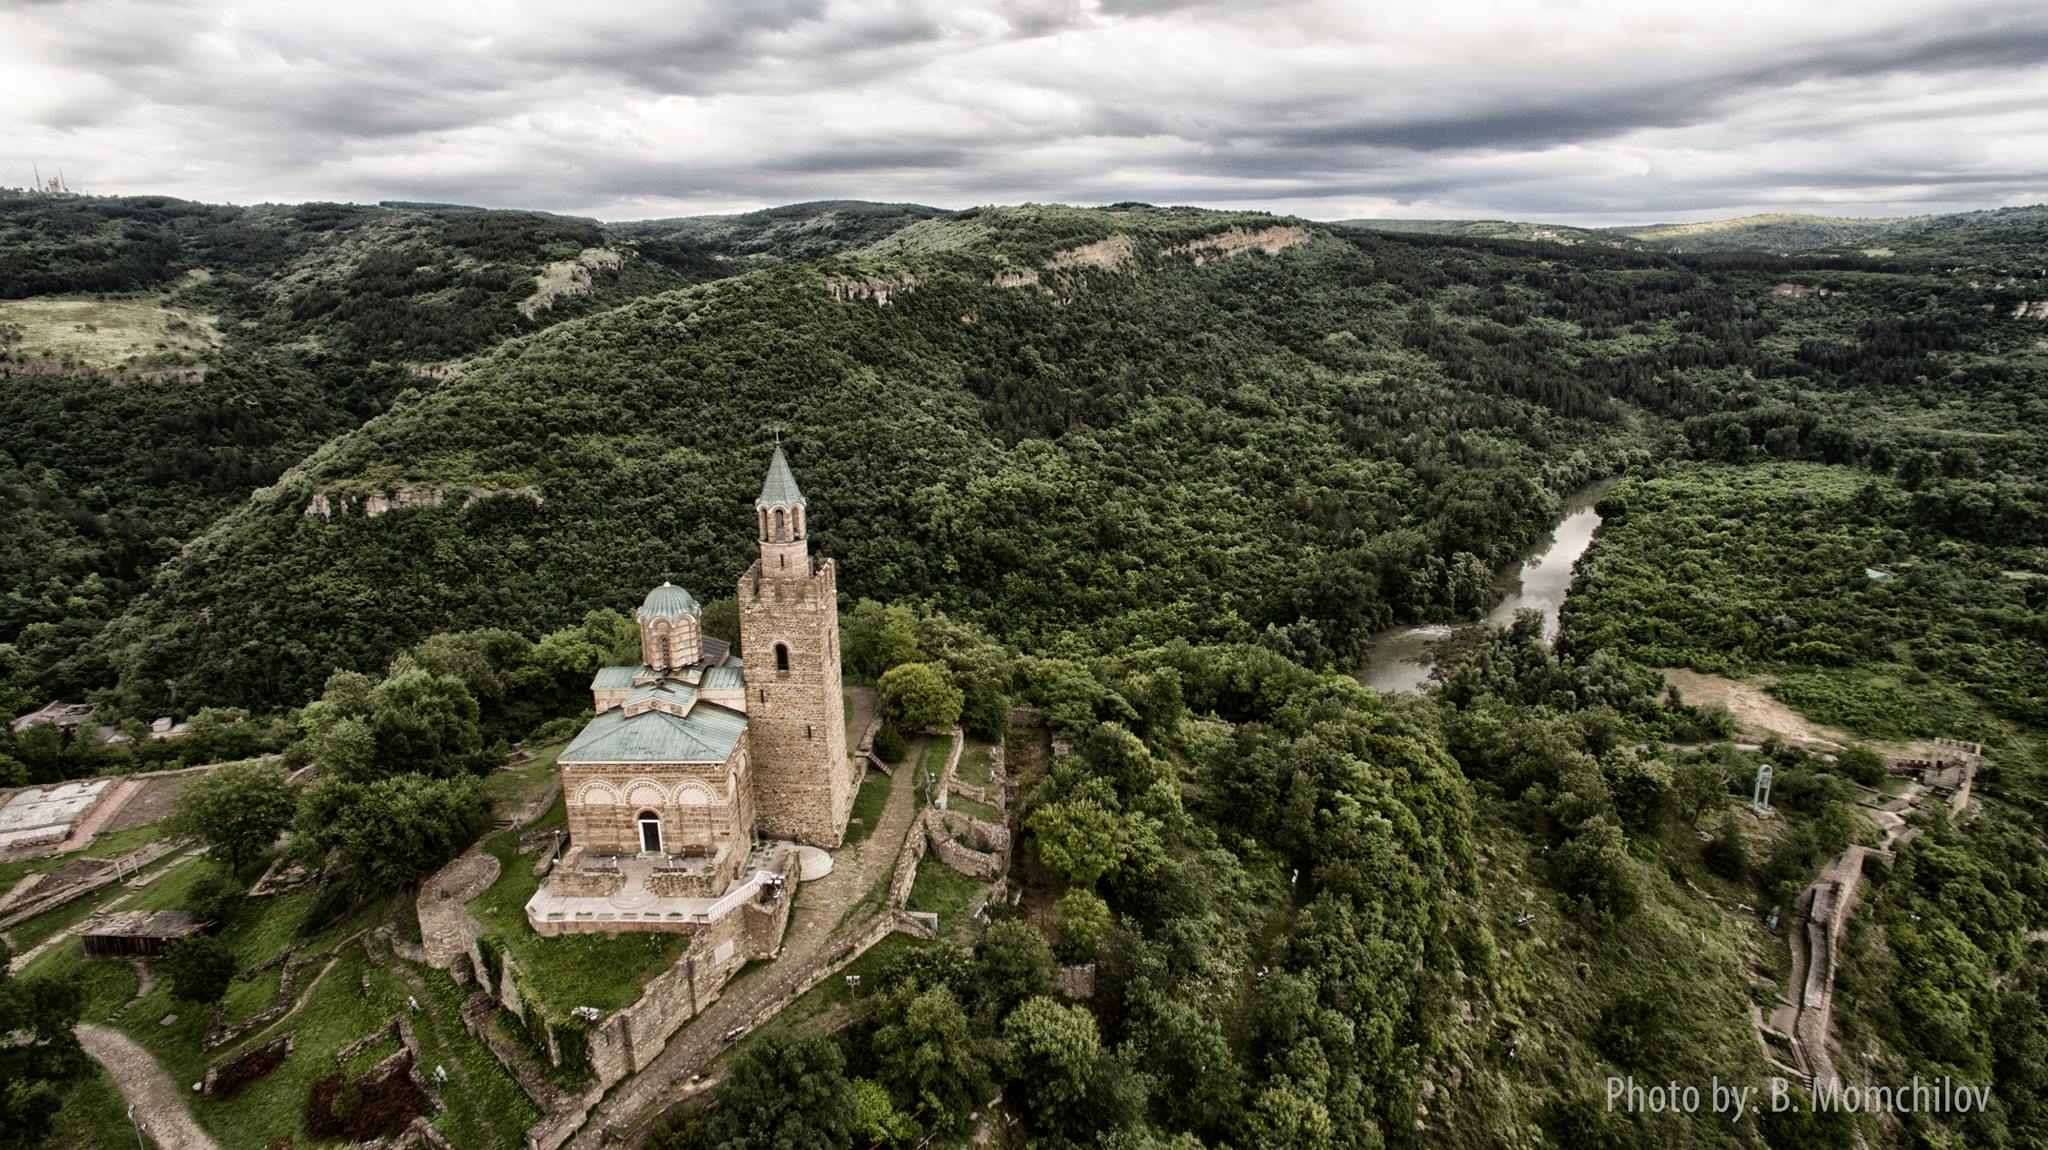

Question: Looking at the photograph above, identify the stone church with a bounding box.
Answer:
[527,447,853,935]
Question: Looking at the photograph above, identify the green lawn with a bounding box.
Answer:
[843,771,893,846]
[482,742,568,819]
[944,794,1003,825]
[912,739,951,809]
[907,863,987,930]
[48,1063,160,1150]
[956,742,995,787]
[89,900,536,1148]
[467,794,691,1014]
[724,931,929,1056]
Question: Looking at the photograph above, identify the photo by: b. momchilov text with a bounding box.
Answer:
[1606,1075,1992,1122]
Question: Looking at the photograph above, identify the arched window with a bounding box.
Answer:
[793,506,805,538]
[774,643,790,672]
[637,810,662,854]
[772,507,786,540]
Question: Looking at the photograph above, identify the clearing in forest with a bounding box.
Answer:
[0,296,220,367]
[1662,668,1850,750]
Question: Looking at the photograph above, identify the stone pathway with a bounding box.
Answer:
[567,736,922,1149]
[1776,775,1924,1086]
[48,777,143,854]
[77,1022,221,1150]
[417,849,501,974]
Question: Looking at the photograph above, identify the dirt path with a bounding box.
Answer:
[568,737,923,1149]
[77,1022,220,1150]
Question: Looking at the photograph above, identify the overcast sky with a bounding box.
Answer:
[4,0,2045,224]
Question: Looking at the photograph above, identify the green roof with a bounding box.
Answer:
[638,581,701,621]
[756,445,807,508]
[702,665,746,690]
[559,698,748,765]
[592,665,653,690]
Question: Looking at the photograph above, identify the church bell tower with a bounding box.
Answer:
[738,445,852,846]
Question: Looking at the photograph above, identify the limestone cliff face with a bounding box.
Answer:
[823,273,922,304]
[301,486,544,520]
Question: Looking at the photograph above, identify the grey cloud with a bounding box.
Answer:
[1,0,2044,223]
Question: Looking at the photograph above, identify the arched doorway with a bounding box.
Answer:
[637,810,663,854]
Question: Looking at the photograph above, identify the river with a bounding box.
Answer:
[1361,478,1616,693]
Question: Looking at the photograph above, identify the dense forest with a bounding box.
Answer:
[3,193,2046,1150]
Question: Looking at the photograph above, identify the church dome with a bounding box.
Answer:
[638,581,701,622]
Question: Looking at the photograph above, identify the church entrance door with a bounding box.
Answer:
[638,811,662,854]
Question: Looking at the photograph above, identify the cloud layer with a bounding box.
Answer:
[4,0,2045,222]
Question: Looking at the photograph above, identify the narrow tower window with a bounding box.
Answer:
[773,507,786,539]
[775,643,790,672]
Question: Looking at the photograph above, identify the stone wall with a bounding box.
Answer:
[890,810,931,908]
[930,833,1004,880]
[932,809,1009,857]
[559,751,750,859]
[582,852,797,1091]
[737,554,852,846]
[548,851,624,898]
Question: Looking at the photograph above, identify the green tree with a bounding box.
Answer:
[185,867,247,924]
[1054,887,1110,960]
[975,920,1055,1017]
[308,715,377,782]
[1003,996,1100,1125]
[1671,757,1730,825]
[1028,796,1128,888]
[871,985,995,1133]
[877,662,964,733]
[707,1032,856,1150]
[369,667,483,777]
[0,940,86,1150]
[1833,744,1887,787]
[1552,816,1642,920]
[848,1078,918,1147]
[169,759,295,875]
[844,599,923,681]
[295,773,490,894]
[161,934,238,1005]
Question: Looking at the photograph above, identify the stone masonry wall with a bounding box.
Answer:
[583,852,797,1091]
[737,556,851,847]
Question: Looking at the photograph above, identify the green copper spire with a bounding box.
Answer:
[756,444,807,508]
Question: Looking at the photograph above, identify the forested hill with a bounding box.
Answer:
[0,194,949,707]
[66,202,2048,713]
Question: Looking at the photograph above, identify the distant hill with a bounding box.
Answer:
[1334,203,2048,256]
[609,200,948,265]
[1326,218,1619,247]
